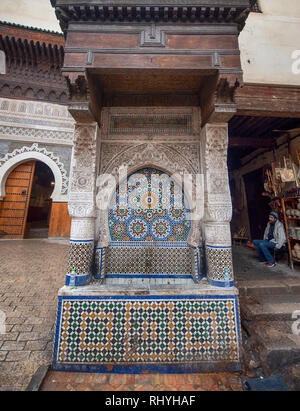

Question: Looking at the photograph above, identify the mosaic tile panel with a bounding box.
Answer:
[109,168,191,242]
[105,245,193,278]
[67,240,94,276]
[54,296,241,365]
[205,246,234,285]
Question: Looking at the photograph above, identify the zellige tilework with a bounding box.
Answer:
[54,296,241,368]
[108,168,191,242]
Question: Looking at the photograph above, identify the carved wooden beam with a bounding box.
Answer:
[236,84,300,118]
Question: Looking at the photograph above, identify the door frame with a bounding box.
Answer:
[0,150,67,202]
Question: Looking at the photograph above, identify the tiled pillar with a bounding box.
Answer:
[200,123,234,287]
[65,123,99,287]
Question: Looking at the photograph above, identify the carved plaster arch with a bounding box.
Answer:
[0,144,69,202]
[99,143,199,213]
[103,143,197,177]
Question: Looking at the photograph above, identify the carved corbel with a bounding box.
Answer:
[215,76,240,105]
[65,72,89,102]
[201,73,242,126]
[64,71,96,123]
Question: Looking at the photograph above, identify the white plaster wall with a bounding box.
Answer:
[239,0,300,86]
[0,0,61,33]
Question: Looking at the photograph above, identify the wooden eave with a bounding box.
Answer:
[0,24,65,70]
[0,23,64,47]
[51,1,252,31]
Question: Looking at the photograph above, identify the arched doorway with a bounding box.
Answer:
[26,161,55,238]
[0,160,54,239]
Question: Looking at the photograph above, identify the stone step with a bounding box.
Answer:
[240,294,300,321]
[237,279,300,297]
[242,320,300,375]
[281,363,300,391]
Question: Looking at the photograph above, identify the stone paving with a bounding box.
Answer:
[0,239,68,391]
[1,240,300,391]
[40,371,243,391]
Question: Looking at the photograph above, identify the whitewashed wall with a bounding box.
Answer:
[239,0,300,86]
[0,0,62,33]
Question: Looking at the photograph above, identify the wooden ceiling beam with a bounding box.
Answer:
[229,137,274,148]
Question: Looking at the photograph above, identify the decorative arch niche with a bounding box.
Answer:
[0,144,69,202]
[96,143,203,246]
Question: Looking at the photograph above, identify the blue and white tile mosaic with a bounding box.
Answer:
[108,168,191,242]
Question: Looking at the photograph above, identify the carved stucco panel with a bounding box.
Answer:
[68,202,95,218]
[204,223,232,247]
[201,124,228,172]
[68,124,98,219]
[70,217,95,241]
[207,172,230,195]
[102,143,197,176]
[73,125,97,169]
[205,202,233,223]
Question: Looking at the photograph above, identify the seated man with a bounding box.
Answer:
[253,211,287,268]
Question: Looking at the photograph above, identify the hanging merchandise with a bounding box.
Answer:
[297,149,300,167]
[263,166,274,196]
[264,166,278,197]
[279,157,295,182]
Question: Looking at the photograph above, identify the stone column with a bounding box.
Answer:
[65,123,99,287]
[200,123,234,287]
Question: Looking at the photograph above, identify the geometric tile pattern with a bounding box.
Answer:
[105,245,194,278]
[108,168,191,242]
[67,241,94,276]
[54,296,240,365]
[94,247,106,280]
[205,246,234,283]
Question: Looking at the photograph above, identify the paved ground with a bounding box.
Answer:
[0,240,300,391]
[40,371,243,391]
[0,239,68,391]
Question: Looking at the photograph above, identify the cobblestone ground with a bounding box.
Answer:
[0,239,68,391]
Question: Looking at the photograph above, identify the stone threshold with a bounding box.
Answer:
[58,283,239,297]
